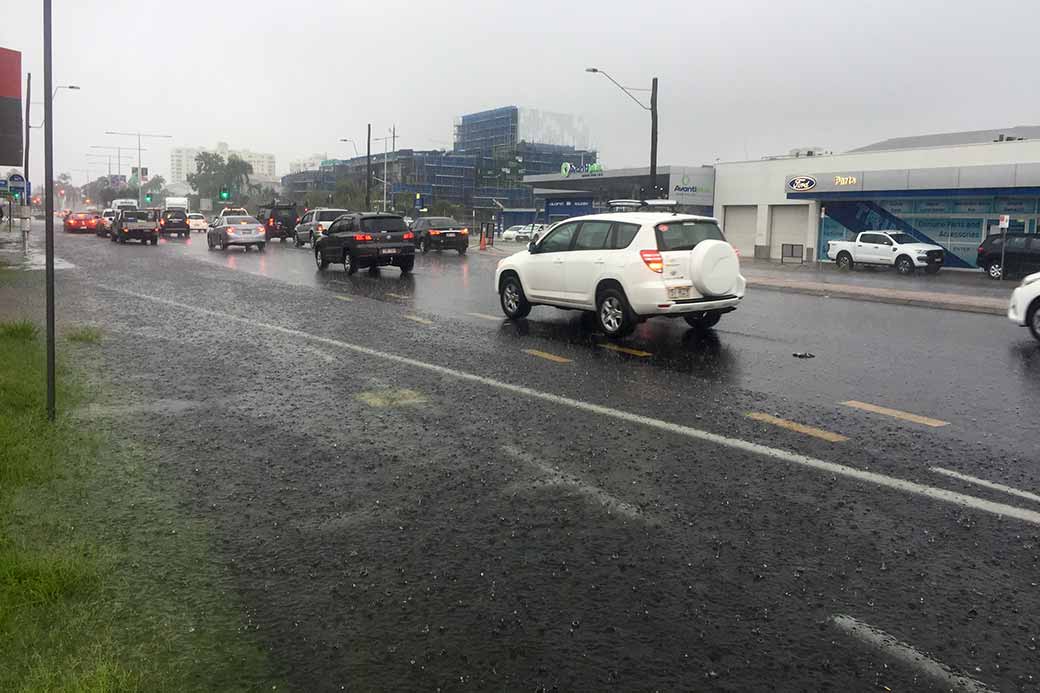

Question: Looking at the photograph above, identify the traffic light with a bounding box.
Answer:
[144,192,153,204]
[12,191,20,202]
[219,185,230,201]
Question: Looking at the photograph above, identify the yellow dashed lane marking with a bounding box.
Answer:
[334,295,353,302]
[523,349,572,364]
[842,400,949,428]
[466,312,502,321]
[747,412,848,443]
[600,343,652,357]
[386,292,412,299]
[403,315,433,325]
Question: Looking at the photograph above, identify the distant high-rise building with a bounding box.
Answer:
[290,154,328,174]
[170,141,277,185]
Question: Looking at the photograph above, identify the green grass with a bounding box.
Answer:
[66,325,103,344]
[0,320,283,692]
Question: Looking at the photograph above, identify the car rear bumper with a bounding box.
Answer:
[628,275,747,315]
[119,228,157,240]
[264,227,294,239]
[354,245,415,264]
[161,225,190,233]
[428,234,469,249]
[225,235,265,245]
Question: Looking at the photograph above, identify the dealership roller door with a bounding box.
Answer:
[722,206,757,256]
[769,205,809,260]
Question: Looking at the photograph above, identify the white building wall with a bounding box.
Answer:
[714,139,1040,260]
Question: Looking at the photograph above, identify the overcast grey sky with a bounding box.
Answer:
[4,0,1040,186]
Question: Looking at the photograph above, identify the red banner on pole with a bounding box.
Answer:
[0,47,23,166]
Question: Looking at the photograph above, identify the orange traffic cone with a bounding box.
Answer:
[479,229,487,251]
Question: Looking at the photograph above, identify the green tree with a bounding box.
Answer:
[225,155,253,197]
[186,152,226,199]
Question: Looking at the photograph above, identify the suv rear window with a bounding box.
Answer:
[317,210,348,222]
[424,217,458,227]
[268,208,296,224]
[656,220,725,251]
[362,217,407,233]
[163,210,186,220]
[123,211,152,221]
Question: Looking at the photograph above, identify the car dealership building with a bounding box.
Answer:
[713,127,1040,268]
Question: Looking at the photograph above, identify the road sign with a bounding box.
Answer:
[0,178,7,190]
[999,214,1010,229]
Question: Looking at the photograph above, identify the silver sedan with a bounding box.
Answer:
[207,216,267,251]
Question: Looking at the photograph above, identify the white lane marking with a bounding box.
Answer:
[466,312,502,321]
[502,445,644,520]
[931,467,1040,505]
[95,285,1040,528]
[831,614,996,693]
[403,314,433,325]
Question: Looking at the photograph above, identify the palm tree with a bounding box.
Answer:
[225,155,253,197]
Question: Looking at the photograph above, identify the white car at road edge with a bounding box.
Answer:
[494,212,746,337]
[1008,271,1040,342]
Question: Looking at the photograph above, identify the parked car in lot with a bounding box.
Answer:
[111,209,159,245]
[97,209,117,237]
[256,201,298,242]
[207,215,266,251]
[827,231,944,274]
[1008,271,1040,342]
[159,209,191,238]
[502,225,525,241]
[412,217,469,255]
[495,212,746,337]
[294,208,350,247]
[187,213,209,233]
[514,224,538,242]
[977,232,1040,280]
[314,213,415,274]
[63,210,101,233]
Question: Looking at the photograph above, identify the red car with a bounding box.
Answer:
[64,211,101,233]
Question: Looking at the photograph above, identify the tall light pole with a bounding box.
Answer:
[43,0,56,421]
[339,138,360,157]
[586,67,659,198]
[104,131,172,206]
[373,129,395,212]
[89,144,143,176]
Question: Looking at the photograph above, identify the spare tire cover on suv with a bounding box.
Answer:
[689,240,739,297]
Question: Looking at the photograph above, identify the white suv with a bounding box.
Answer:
[494,212,746,337]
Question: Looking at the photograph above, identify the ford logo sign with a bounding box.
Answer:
[788,176,817,192]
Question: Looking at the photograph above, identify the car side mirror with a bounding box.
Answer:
[527,241,538,253]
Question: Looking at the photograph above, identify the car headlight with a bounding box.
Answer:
[1021,272,1040,287]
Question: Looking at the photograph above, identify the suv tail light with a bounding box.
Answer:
[317,224,325,233]
[403,231,414,240]
[353,233,373,242]
[430,230,441,236]
[639,249,664,273]
[460,228,469,235]
[268,218,274,226]
[978,244,985,254]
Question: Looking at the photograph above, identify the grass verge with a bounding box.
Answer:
[0,320,284,692]
[66,324,103,344]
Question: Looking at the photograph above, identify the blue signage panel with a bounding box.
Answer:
[544,197,593,223]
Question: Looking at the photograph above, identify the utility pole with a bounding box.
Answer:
[104,132,172,205]
[365,123,371,211]
[43,0,56,421]
[649,77,659,198]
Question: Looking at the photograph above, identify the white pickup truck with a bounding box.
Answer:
[826,230,945,275]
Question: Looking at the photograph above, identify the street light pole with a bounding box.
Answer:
[43,0,56,421]
[339,138,360,156]
[586,67,660,198]
[104,131,172,206]
[366,124,371,211]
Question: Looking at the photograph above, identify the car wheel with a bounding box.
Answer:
[836,252,854,271]
[895,255,915,275]
[257,243,266,252]
[344,252,358,275]
[294,232,303,248]
[207,236,214,250]
[683,311,722,330]
[986,262,1003,280]
[221,240,228,251]
[499,274,531,319]
[420,236,430,254]
[457,246,467,256]
[243,245,249,252]
[315,247,329,270]
[398,256,415,274]
[596,287,636,338]
[150,237,158,246]
[1028,301,1040,343]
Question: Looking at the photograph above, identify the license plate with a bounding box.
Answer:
[668,286,691,300]
[446,233,456,238]
[380,248,398,255]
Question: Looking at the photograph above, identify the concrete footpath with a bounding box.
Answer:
[739,259,1010,315]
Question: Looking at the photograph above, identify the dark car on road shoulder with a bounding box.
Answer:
[977,232,1040,280]
[257,201,298,242]
[159,209,190,238]
[412,216,469,255]
[314,213,415,274]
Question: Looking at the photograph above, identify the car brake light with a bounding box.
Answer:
[460,228,469,235]
[430,230,441,236]
[317,224,324,233]
[403,231,414,240]
[640,249,664,273]
[268,218,274,225]
[160,219,165,225]
[978,245,984,254]
[353,233,373,241]
[296,217,300,223]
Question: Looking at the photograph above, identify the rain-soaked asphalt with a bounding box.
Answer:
[15,228,1040,691]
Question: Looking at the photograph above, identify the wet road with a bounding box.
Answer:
[30,229,1040,690]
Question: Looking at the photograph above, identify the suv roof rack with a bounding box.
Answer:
[607,198,679,212]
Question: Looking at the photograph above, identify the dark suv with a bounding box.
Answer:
[412,217,469,255]
[257,202,298,242]
[314,213,415,274]
[159,209,190,238]
[977,233,1040,280]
